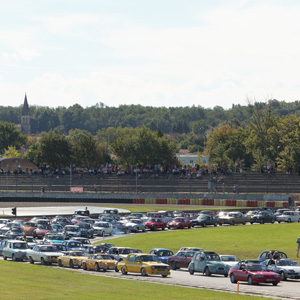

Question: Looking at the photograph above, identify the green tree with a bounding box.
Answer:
[0,121,26,153]
[35,130,72,168]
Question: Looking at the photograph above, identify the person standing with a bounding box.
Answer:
[297,235,300,257]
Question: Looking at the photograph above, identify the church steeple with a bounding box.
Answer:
[21,93,31,135]
[22,94,30,116]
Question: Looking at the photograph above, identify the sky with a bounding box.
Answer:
[1,0,300,109]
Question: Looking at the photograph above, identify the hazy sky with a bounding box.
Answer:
[1,0,300,109]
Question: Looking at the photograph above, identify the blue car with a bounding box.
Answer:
[149,248,174,264]
[62,240,85,252]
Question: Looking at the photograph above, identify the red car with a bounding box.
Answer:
[144,218,166,231]
[229,260,281,286]
[32,224,52,239]
[167,217,192,230]
[167,251,196,270]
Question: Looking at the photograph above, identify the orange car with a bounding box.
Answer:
[23,221,37,235]
[82,254,117,271]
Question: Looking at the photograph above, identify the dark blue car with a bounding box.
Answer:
[149,248,174,264]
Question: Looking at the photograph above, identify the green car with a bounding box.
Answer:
[188,250,230,277]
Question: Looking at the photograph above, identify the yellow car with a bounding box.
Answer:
[117,253,171,277]
[58,251,88,268]
[81,254,110,271]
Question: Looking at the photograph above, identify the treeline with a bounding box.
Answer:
[2,99,300,135]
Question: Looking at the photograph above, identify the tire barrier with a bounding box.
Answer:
[132,198,145,204]
[246,200,258,207]
[178,199,190,205]
[202,198,214,206]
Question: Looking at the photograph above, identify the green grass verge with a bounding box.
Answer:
[0,261,274,300]
[99,223,300,262]
[98,205,248,213]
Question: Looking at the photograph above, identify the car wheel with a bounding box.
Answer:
[12,254,16,262]
[94,263,99,271]
[41,258,46,265]
[115,266,119,272]
[154,226,157,231]
[214,222,217,227]
[141,268,147,276]
[171,262,177,270]
[271,219,275,224]
[179,225,183,229]
[3,255,7,260]
[121,267,127,275]
[224,273,228,277]
[202,223,207,227]
[205,267,211,276]
[242,221,246,225]
[58,260,62,267]
[162,226,165,230]
[219,223,222,226]
[288,218,292,223]
[142,228,146,232]
[189,268,194,275]
[278,220,281,223]
[272,282,278,286]
[298,219,300,223]
[83,263,87,270]
[69,260,74,268]
[231,221,235,226]
[250,222,253,224]
[260,219,264,224]
[230,273,237,283]
[280,271,286,281]
[29,257,34,264]
[248,276,253,285]
[162,274,168,277]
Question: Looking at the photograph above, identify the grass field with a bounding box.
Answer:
[99,223,300,261]
[0,261,275,300]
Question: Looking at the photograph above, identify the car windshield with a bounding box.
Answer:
[158,250,173,256]
[24,222,36,227]
[67,251,85,256]
[69,242,82,247]
[37,224,49,229]
[206,253,220,261]
[48,235,64,240]
[186,252,196,258]
[148,218,159,222]
[95,255,111,259]
[277,260,298,266]
[247,264,264,271]
[121,249,134,254]
[140,255,159,262]
[221,256,239,262]
[66,227,79,232]
[13,243,28,249]
[41,246,58,252]
[95,223,106,227]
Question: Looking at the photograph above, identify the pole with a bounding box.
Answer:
[136,165,138,194]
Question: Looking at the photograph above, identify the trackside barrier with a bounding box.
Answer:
[155,198,168,205]
[191,199,202,205]
[283,202,288,208]
[145,198,155,204]
[266,201,275,208]
[246,200,258,207]
[258,201,265,207]
[296,202,300,206]
[168,198,177,205]
[236,200,246,207]
[225,200,236,206]
[133,198,145,204]
[202,199,214,205]
[214,199,220,206]
[275,201,282,208]
[178,199,191,205]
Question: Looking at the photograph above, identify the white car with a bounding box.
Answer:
[276,211,300,223]
[93,222,113,236]
[3,240,29,261]
[27,244,64,265]
[0,219,11,229]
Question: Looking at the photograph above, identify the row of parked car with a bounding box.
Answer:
[1,233,300,286]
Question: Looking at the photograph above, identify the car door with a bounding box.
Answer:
[125,254,136,272]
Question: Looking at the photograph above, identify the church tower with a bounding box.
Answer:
[21,94,31,135]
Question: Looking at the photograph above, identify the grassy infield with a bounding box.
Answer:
[1,206,299,300]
